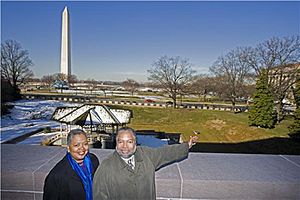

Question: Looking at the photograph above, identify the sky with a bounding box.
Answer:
[1,1,299,82]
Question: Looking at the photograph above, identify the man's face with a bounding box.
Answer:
[116,130,136,158]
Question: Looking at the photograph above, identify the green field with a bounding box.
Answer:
[118,106,293,142]
[118,106,300,154]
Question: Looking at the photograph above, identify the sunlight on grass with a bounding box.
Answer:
[122,106,292,143]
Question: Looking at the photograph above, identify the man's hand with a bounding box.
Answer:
[188,131,199,149]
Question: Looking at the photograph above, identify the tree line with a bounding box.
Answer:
[1,36,300,135]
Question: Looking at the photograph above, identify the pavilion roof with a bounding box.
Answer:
[51,104,132,126]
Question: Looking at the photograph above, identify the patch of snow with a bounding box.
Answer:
[110,109,131,123]
[1,99,76,143]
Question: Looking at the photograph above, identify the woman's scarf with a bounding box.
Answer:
[67,152,93,200]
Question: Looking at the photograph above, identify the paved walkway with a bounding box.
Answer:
[1,144,300,199]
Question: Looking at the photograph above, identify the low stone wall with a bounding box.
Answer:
[1,144,300,199]
[22,94,249,112]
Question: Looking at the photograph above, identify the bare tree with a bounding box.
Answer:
[52,73,69,93]
[148,56,196,107]
[99,86,108,97]
[85,78,99,95]
[189,74,213,102]
[97,82,112,98]
[41,75,55,91]
[53,73,67,81]
[122,79,140,96]
[210,76,230,102]
[246,36,300,75]
[244,35,300,122]
[67,74,78,86]
[1,40,34,90]
[210,47,254,109]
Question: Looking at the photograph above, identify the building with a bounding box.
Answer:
[268,62,300,104]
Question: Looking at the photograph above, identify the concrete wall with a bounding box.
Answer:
[1,144,300,200]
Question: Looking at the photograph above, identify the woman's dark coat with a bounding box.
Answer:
[43,153,99,200]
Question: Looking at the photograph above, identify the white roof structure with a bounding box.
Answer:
[51,104,132,126]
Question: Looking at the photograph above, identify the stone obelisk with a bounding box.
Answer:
[60,6,71,78]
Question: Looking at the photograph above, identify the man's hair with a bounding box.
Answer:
[116,127,136,140]
[67,129,87,146]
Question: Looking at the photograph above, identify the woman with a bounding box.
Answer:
[43,129,99,200]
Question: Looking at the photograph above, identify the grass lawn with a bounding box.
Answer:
[24,91,299,154]
[117,106,293,142]
[118,106,300,154]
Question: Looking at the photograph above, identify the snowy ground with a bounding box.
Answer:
[0,99,75,144]
[1,99,168,147]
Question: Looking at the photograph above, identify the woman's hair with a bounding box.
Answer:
[116,127,136,140]
[67,129,87,146]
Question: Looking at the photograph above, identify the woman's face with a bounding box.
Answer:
[67,134,89,163]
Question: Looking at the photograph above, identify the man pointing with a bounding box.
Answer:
[93,127,198,200]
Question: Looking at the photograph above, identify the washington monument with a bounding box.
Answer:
[60,6,71,77]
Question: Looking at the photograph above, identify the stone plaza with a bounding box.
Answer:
[1,144,299,199]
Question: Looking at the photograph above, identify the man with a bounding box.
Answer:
[93,127,198,200]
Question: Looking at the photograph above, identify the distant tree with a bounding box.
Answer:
[85,78,99,95]
[99,86,108,97]
[249,69,276,128]
[188,74,213,102]
[148,56,196,108]
[67,74,78,86]
[52,73,69,93]
[244,35,300,122]
[53,73,67,81]
[1,40,34,98]
[289,73,300,137]
[41,75,55,91]
[210,47,255,110]
[206,76,226,101]
[243,84,256,105]
[26,77,41,82]
[122,79,140,96]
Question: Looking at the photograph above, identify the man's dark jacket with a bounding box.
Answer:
[43,153,99,200]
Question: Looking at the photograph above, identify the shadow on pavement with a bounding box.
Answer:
[190,137,300,155]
